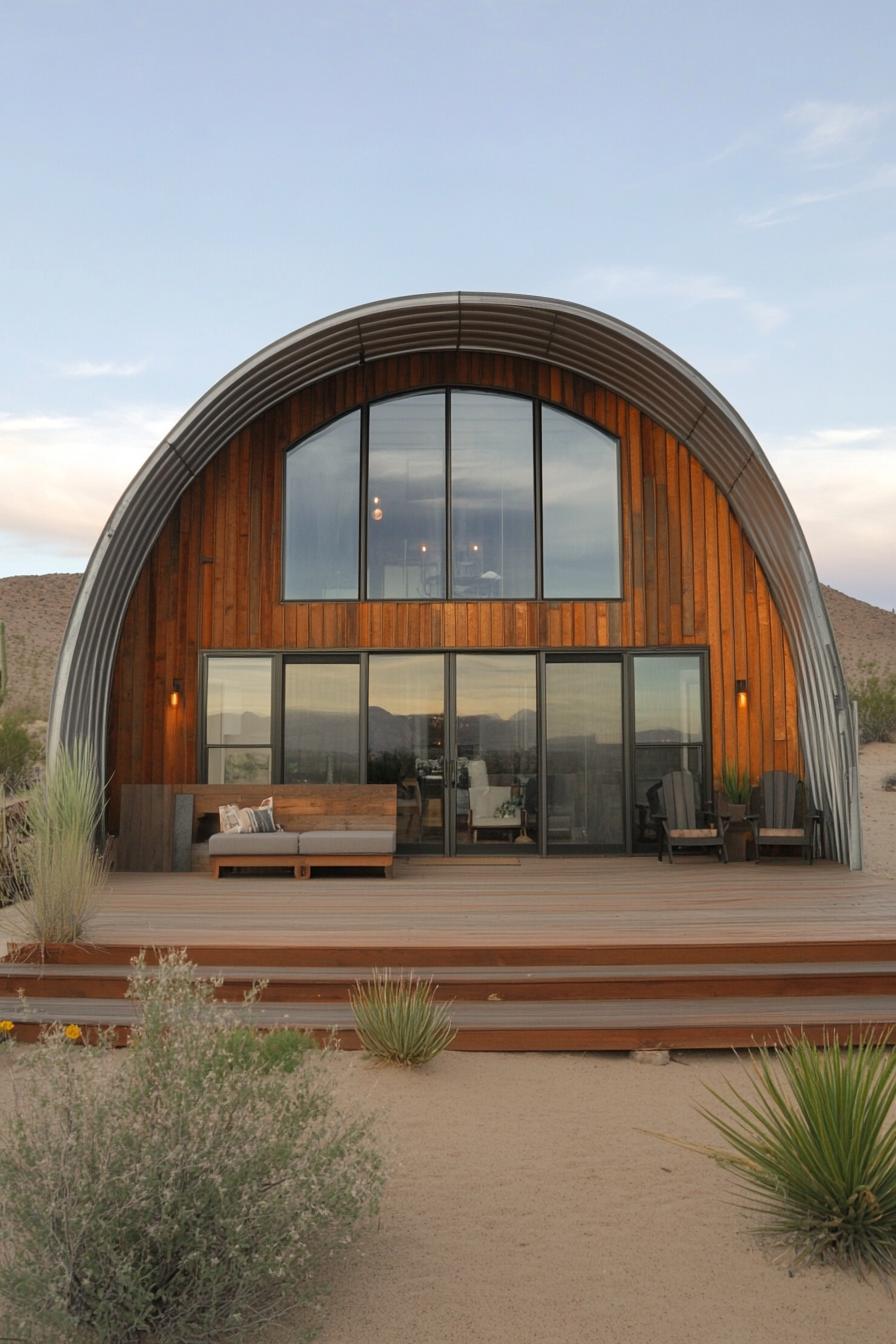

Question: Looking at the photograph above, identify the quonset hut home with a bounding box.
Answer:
[48,294,861,869]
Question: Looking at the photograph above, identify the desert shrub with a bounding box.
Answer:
[694,1030,896,1275]
[883,772,896,792]
[351,969,456,1065]
[13,739,106,944]
[213,1023,320,1073]
[0,950,382,1344]
[851,662,896,744]
[0,712,39,790]
[0,790,28,905]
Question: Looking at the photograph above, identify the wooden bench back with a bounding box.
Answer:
[177,784,397,835]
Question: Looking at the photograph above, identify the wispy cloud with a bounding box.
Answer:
[58,359,149,379]
[741,164,896,229]
[766,426,889,452]
[580,265,788,334]
[0,405,183,563]
[764,425,896,608]
[787,100,889,159]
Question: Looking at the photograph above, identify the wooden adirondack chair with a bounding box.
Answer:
[646,770,729,864]
[748,771,822,863]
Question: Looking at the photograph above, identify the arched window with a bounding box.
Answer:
[282,391,620,601]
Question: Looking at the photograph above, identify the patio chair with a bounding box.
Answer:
[646,770,728,863]
[468,758,522,842]
[748,771,822,864]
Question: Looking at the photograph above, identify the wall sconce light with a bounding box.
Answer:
[735,679,748,709]
[169,678,183,708]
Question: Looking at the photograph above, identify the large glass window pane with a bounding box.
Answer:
[450,392,535,599]
[368,655,445,851]
[205,657,273,784]
[368,393,446,599]
[206,748,272,785]
[541,406,620,597]
[284,412,360,599]
[284,661,359,783]
[545,660,624,849]
[455,653,537,850]
[632,654,705,847]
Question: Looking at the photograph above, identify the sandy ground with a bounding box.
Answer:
[858,740,896,878]
[3,1048,892,1344]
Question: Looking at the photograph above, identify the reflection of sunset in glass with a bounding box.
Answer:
[206,657,272,744]
[368,654,443,717]
[634,656,702,742]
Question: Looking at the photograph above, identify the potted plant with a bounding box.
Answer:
[718,762,751,822]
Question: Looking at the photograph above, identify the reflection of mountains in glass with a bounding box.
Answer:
[208,712,270,743]
[285,709,359,751]
[455,709,537,752]
[635,727,690,744]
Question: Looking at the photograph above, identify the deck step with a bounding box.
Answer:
[5,961,896,1002]
[1,993,894,1051]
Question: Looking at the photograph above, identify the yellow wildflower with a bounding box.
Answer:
[0,1020,13,1034]
[64,1023,82,1041]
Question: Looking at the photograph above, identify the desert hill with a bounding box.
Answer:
[0,573,81,716]
[0,574,893,720]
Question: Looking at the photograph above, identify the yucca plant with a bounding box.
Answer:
[694,1031,896,1275]
[350,969,456,1065]
[13,739,106,945]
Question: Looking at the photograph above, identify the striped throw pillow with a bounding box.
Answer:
[236,803,278,833]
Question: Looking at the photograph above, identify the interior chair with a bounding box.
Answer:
[748,771,822,863]
[647,770,728,863]
[468,758,522,842]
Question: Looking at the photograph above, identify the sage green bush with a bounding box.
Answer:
[351,969,456,1065]
[213,1023,320,1073]
[695,1031,896,1275]
[850,661,896,744]
[14,739,106,945]
[0,950,382,1343]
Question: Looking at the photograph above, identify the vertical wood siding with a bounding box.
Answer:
[107,352,801,804]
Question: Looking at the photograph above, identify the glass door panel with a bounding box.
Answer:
[632,654,705,850]
[368,654,445,852]
[454,653,538,852]
[283,660,360,783]
[545,659,624,850]
[205,656,273,784]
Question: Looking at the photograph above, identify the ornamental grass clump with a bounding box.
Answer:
[0,949,382,1344]
[14,739,106,945]
[350,969,456,1065]
[692,1030,896,1276]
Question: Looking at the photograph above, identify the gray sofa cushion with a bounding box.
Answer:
[209,832,299,856]
[298,829,396,856]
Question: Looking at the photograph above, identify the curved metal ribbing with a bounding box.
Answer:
[48,292,861,868]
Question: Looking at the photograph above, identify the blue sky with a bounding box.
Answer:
[2,0,894,606]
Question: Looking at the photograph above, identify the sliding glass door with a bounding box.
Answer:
[453,653,538,852]
[631,654,705,851]
[367,654,446,852]
[544,658,624,850]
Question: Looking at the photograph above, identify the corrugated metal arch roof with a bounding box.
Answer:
[48,291,861,867]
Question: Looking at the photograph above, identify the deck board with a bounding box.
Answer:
[2,857,890,951]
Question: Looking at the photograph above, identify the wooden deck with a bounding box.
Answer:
[2,857,895,1049]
